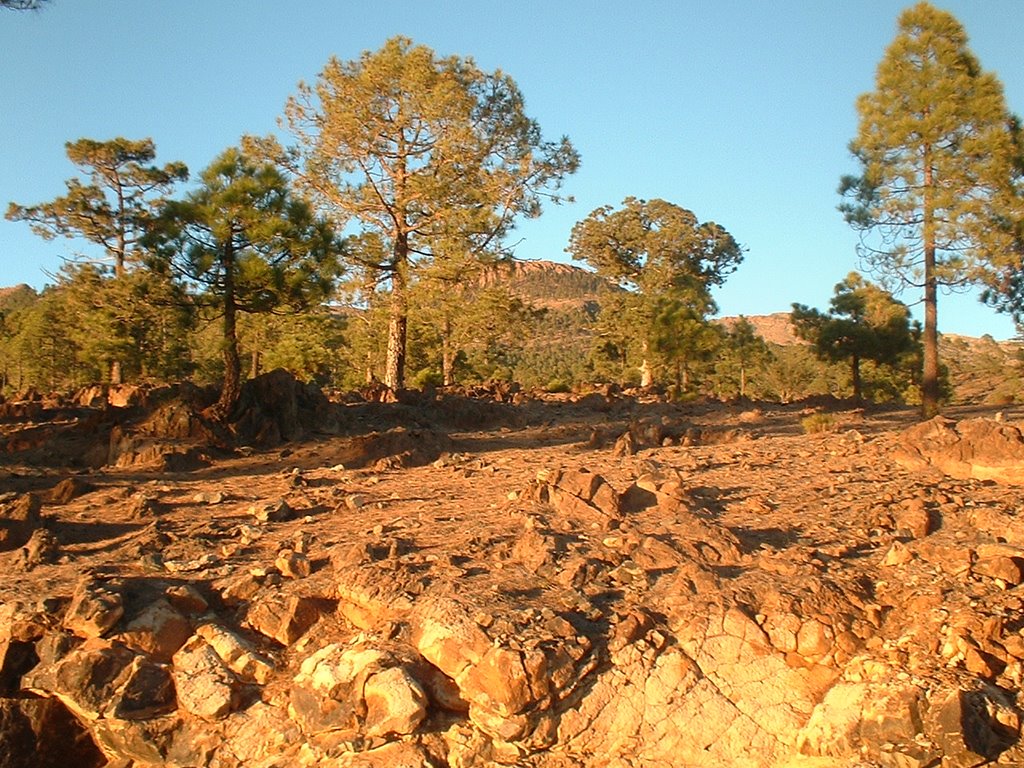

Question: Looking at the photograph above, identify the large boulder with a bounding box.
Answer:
[0,696,106,768]
[0,495,42,551]
[230,368,339,447]
[894,416,1024,484]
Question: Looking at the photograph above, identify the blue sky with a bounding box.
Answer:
[2,1,1023,338]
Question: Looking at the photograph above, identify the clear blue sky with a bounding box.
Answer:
[2,1,1023,338]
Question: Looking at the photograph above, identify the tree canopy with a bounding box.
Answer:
[792,273,919,401]
[567,197,743,388]
[250,36,579,389]
[0,0,49,9]
[838,2,1023,415]
[6,137,187,278]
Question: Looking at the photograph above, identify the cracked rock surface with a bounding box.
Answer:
[2,392,1024,766]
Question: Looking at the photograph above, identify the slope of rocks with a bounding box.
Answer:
[1,390,1023,767]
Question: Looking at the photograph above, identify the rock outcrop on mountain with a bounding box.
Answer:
[1,388,1023,766]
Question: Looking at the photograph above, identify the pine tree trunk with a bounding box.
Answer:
[851,353,862,401]
[219,310,242,417]
[922,271,939,416]
[384,299,407,391]
[442,316,455,386]
[384,241,409,391]
[921,146,940,418]
[250,349,261,380]
[110,359,123,386]
[639,341,653,387]
[640,359,653,388]
[214,238,242,418]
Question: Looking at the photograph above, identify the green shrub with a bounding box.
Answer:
[801,412,836,434]
[410,367,443,389]
[545,378,572,393]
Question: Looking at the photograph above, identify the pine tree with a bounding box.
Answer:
[567,197,743,387]
[250,36,578,390]
[7,138,187,278]
[147,148,342,417]
[839,2,1023,416]
[792,273,919,401]
[6,138,187,383]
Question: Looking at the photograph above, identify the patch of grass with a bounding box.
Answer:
[801,412,836,434]
[545,379,572,393]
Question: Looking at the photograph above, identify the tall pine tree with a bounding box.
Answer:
[839,2,1023,416]
[567,197,742,388]
[250,36,578,390]
[147,148,342,417]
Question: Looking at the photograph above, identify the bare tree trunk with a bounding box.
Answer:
[384,242,409,391]
[213,237,242,418]
[442,316,456,386]
[640,359,653,388]
[639,341,653,387]
[922,146,940,418]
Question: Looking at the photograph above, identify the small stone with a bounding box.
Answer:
[252,500,294,523]
[63,578,124,639]
[21,528,60,569]
[882,541,914,567]
[345,494,368,511]
[276,549,312,579]
[895,498,931,538]
[193,491,225,505]
[964,646,1004,678]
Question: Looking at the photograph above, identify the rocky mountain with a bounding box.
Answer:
[480,259,609,312]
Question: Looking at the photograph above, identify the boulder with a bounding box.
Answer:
[0,494,42,551]
[24,638,173,723]
[230,368,338,447]
[245,593,324,646]
[115,599,192,662]
[894,416,1024,484]
[537,468,620,519]
[0,696,106,768]
[172,636,238,721]
[894,497,932,538]
[195,623,274,684]
[63,578,124,639]
[363,665,428,737]
[926,687,1018,766]
[45,477,94,505]
[289,641,428,739]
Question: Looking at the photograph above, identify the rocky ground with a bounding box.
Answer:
[2,377,1024,767]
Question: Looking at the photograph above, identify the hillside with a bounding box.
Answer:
[480,259,609,311]
[716,312,804,346]
[1,382,1024,766]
